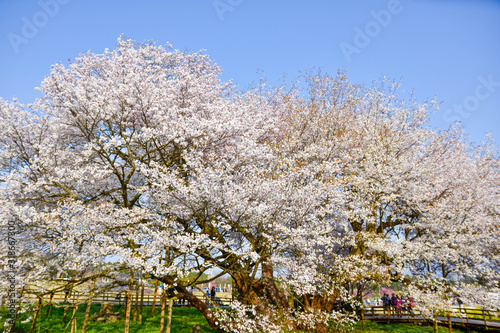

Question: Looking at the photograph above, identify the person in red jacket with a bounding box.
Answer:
[394,295,402,317]
[407,295,414,314]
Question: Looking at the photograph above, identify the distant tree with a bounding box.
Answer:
[380,287,394,298]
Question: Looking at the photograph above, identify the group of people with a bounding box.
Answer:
[205,286,217,300]
[204,286,225,306]
[381,293,414,316]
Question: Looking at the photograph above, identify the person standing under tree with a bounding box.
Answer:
[210,286,216,301]
[407,295,414,314]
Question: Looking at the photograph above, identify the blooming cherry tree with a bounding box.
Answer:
[1,39,498,333]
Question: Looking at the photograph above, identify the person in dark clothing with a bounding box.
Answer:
[382,294,389,307]
[115,293,122,305]
[381,294,390,315]
[210,286,216,300]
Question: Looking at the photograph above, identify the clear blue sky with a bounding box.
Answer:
[1,0,499,146]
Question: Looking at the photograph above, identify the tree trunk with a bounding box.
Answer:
[82,279,95,333]
[315,323,328,333]
[252,263,289,308]
[237,265,300,330]
[306,294,339,333]
[154,263,295,331]
[154,276,221,330]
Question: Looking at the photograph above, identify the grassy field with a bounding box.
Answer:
[0,304,218,333]
[0,304,486,333]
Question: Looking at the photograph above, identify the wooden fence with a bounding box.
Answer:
[16,293,500,330]
[23,290,234,308]
[364,305,500,330]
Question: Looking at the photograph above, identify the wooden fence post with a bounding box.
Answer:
[465,308,470,333]
[82,279,95,333]
[124,268,134,333]
[159,290,166,333]
[29,296,42,333]
[70,304,78,333]
[360,283,365,329]
[139,275,145,324]
[361,304,365,329]
[133,280,139,322]
[45,291,55,318]
[151,280,159,318]
[433,310,438,333]
[166,298,173,333]
[482,308,488,330]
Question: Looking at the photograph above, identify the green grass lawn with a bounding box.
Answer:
[0,304,218,333]
[0,304,486,333]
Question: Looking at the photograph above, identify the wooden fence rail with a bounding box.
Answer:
[22,290,234,308]
[15,293,500,331]
[364,306,500,330]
